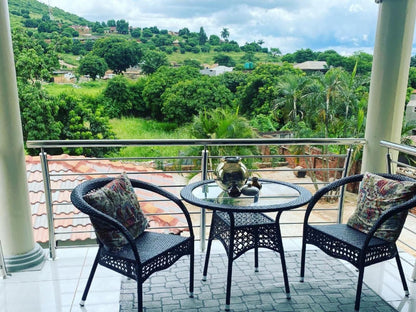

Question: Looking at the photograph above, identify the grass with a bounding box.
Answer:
[109,117,193,158]
[58,53,80,67]
[43,80,108,97]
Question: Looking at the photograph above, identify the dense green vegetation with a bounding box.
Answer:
[7,0,416,159]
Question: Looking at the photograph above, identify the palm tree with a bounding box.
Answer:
[190,107,258,162]
[308,68,345,138]
[221,28,230,42]
[274,74,310,124]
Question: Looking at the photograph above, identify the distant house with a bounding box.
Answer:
[294,61,328,72]
[200,65,233,76]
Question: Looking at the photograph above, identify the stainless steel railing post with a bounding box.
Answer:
[200,147,209,251]
[337,147,352,224]
[40,150,56,260]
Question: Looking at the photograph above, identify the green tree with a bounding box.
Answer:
[131,27,141,38]
[275,73,310,123]
[92,37,142,74]
[270,48,282,57]
[54,93,117,156]
[140,50,169,75]
[78,54,108,80]
[142,66,201,120]
[219,71,248,93]
[221,28,230,41]
[411,55,416,67]
[103,75,133,117]
[198,26,207,45]
[161,76,233,123]
[12,28,59,83]
[183,59,202,69]
[19,82,61,150]
[190,107,258,158]
[236,63,302,117]
[293,48,316,63]
[409,67,416,88]
[213,53,236,67]
[178,27,190,37]
[209,34,221,45]
[116,19,129,34]
[107,19,116,27]
[307,68,345,138]
[129,77,148,117]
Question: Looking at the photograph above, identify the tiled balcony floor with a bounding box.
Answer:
[0,238,415,312]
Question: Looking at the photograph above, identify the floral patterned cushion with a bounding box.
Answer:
[347,172,416,242]
[83,173,148,250]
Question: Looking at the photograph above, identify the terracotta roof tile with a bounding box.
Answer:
[27,154,186,244]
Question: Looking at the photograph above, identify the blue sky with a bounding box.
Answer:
[43,0,391,55]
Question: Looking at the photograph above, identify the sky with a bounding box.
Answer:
[42,0,392,55]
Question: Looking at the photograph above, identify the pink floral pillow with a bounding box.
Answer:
[347,172,416,242]
[83,173,148,250]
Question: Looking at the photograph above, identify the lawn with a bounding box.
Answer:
[43,80,108,97]
[109,117,193,158]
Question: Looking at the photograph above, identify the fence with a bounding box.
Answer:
[27,138,364,259]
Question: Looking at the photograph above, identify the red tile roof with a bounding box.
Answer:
[26,155,187,244]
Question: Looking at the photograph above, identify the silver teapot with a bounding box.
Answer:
[214,156,249,197]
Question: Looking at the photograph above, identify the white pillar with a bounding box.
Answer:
[362,0,416,173]
[0,0,44,271]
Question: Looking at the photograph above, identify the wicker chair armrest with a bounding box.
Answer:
[304,174,364,223]
[129,178,194,237]
[363,188,416,249]
[71,181,141,261]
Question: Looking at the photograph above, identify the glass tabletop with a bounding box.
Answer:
[181,179,312,213]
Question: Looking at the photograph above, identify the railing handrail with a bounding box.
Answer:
[380,140,416,157]
[27,138,366,149]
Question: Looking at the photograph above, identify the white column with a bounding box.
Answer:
[0,0,44,271]
[362,0,416,173]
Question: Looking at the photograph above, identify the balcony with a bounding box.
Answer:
[0,138,415,311]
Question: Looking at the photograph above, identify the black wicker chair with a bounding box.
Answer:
[70,177,194,312]
[300,173,416,311]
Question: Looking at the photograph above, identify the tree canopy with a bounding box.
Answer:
[92,37,142,74]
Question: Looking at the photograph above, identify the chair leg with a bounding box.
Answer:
[395,254,410,296]
[80,250,100,306]
[355,267,365,311]
[137,280,143,312]
[300,239,307,282]
[254,246,259,272]
[189,245,194,297]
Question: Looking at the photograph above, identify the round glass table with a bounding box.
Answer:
[181,178,312,213]
[181,178,312,311]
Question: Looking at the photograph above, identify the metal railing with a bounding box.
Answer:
[27,138,364,259]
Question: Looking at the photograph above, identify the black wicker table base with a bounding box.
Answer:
[120,249,396,312]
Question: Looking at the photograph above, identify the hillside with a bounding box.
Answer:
[7,0,374,77]
[8,0,89,27]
